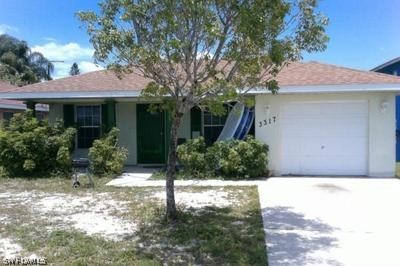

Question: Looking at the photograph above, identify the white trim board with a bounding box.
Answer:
[247,83,400,94]
[0,103,49,111]
[0,90,142,100]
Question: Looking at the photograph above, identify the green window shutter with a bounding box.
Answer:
[190,106,202,138]
[101,101,116,134]
[63,104,75,128]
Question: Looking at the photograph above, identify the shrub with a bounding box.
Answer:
[88,127,128,176]
[0,111,76,177]
[178,136,268,179]
[177,137,207,178]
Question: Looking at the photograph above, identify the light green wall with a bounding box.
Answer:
[178,112,191,139]
[116,102,137,165]
[48,103,63,123]
[48,102,192,165]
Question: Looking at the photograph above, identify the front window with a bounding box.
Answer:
[76,106,101,148]
[3,112,13,121]
[36,112,45,121]
[203,110,228,146]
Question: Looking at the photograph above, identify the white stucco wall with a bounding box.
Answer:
[255,92,396,177]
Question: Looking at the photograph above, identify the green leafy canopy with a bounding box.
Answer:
[77,0,328,219]
[0,34,55,85]
[77,0,328,113]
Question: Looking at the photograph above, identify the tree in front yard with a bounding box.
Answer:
[78,0,328,220]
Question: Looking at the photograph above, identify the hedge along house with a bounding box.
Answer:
[1,61,400,177]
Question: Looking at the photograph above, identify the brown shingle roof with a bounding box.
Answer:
[276,61,400,86]
[0,81,48,111]
[0,81,25,107]
[0,81,19,92]
[9,61,400,94]
[13,70,150,93]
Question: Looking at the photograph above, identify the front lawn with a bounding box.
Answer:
[0,177,267,265]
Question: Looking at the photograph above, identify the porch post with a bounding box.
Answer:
[25,101,36,117]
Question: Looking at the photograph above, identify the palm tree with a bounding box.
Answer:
[0,34,54,85]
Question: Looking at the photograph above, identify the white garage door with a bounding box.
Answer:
[280,101,368,175]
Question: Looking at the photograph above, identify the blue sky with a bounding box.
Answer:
[0,0,399,78]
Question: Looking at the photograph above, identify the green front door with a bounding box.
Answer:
[137,104,166,164]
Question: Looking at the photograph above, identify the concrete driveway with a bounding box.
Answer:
[258,177,400,266]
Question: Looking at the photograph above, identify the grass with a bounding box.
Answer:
[0,177,267,265]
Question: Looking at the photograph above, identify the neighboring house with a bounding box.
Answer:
[0,81,48,121]
[1,61,400,177]
[371,57,400,76]
[371,58,400,161]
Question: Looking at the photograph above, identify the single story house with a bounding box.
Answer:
[0,81,48,121]
[1,61,400,177]
[371,57,400,161]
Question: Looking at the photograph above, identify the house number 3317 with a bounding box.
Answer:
[258,116,277,127]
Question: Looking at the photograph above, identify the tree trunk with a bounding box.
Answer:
[165,108,184,220]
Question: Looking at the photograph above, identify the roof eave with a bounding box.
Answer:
[248,83,400,94]
[1,83,400,101]
[0,90,142,100]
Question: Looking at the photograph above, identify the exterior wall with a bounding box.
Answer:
[116,102,137,165]
[0,109,23,121]
[0,108,48,122]
[178,112,191,139]
[255,92,396,177]
[48,102,192,165]
[373,65,400,161]
[48,103,63,123]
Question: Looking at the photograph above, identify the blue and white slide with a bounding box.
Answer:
[238,109,254,140]
[234,107,249,139]
[217,102,254,141]
[217,102,245,141]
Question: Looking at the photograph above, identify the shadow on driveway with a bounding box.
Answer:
[263,206,342,266]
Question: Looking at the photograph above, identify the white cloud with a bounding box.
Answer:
[51,61,104,80]
[0,24,18,35]
[43,37,58,42]
[31,42,104,79]
[31,42,94,62]
[79,61,104,73]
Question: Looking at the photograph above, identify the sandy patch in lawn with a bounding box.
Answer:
[0,237,22,258]
[0,191,137,241]
[152,189,234,209]
[34,193,137,241]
